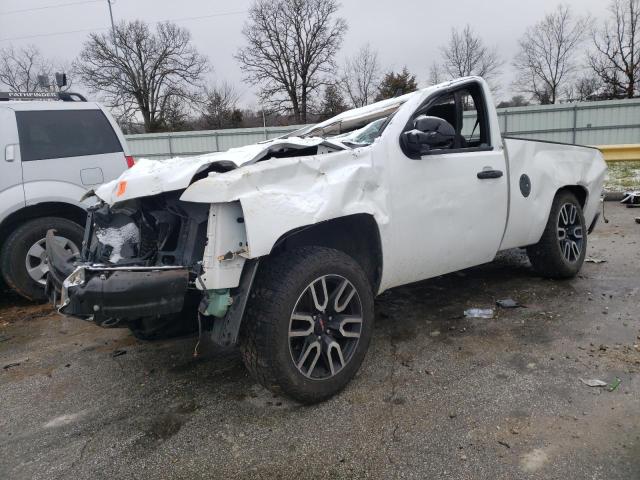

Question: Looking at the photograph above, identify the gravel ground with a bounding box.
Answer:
[0,202,639,480]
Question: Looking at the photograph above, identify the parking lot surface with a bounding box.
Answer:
[1,202,639,480]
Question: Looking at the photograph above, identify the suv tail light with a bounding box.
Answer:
[125,155,135,169]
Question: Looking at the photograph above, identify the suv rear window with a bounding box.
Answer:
[16,110,122,161]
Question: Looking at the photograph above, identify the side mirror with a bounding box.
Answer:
[402,115,455,156]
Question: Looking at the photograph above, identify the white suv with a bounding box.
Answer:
[0,92,131,300]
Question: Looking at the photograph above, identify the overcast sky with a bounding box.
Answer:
[0,0,610,106]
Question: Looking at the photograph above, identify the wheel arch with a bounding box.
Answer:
[0,202,86,251]
[269,213,383,293]
[556,184,588,208]
[535,185,589,243]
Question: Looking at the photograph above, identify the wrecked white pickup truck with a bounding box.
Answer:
[47,77,606,403]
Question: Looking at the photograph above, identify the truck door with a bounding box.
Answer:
[386,82,508,286]
[16,108,127,204]
[0,107,26,216]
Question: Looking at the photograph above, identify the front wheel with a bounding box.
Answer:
[527,191,587,279]
[240,246,374,404]
[1,217,83,301]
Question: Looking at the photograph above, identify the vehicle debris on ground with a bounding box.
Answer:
[496,298,523,308]
[620,191,640,207]
[464,308,495,319]
[585,257,607,264]
[579,378,608,387]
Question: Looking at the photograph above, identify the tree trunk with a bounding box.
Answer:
[141,109,152,133]
[289,91,301,124]
[300,89,307,124]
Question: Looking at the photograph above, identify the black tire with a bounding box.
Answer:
[526,191,587,279]
[240,246,375,404]
[0,217,84,301]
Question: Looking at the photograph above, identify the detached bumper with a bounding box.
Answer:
[46,231,189,321]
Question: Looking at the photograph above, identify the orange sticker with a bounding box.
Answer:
[116,181,127,197]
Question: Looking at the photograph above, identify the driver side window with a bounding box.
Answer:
[421,86,489,151]
[459,90,486,148]
[423,94,463,149]
[400,82,492,159]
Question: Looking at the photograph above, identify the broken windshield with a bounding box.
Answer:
[287,97,409,146]
[328,117,388,146]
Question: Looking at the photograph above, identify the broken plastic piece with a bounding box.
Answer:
[620,191,640,207]
[585,257,606,264]
[579,378,607,387]
[607,377,621,392]
[496,298,520,308]
[464,308,494,319]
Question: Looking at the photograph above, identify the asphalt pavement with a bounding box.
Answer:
[0,202,638,479]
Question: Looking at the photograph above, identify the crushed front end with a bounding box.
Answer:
[46,193,252,343]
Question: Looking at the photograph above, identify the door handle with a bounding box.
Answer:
[477,169,503,179]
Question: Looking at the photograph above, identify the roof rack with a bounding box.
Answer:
[0,91,87,102]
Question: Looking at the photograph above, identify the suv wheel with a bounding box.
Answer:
[240,246,374,404]
[1,217,84,301]
[526,191,587,279]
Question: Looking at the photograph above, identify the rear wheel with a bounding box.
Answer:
[526,191,586,278]
[240,246,374,404]
[1,217,83,301]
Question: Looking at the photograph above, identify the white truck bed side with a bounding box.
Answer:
[499,138,606,251]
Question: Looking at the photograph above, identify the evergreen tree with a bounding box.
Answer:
[375,67,418,101]
[320,84,349,120]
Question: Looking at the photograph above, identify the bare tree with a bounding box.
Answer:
[563,75,604,102]
[0,44,67,92]
[200,82,242,129]
[340,44,380,107]
[436,25,503,86]
[74,20,208,132]
[513,6,588,105]
[588,0,640,99]
[427,62,443,86]
[235,0,347,123]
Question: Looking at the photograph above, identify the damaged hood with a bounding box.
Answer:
[94,137,343,204]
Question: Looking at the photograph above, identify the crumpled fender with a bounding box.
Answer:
[93,137,345,205]
[180,147,389,258]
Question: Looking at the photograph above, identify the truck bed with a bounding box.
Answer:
[499,137,606,251]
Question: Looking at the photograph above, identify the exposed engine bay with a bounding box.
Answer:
[45,193,213,339]
[86,194,209,269]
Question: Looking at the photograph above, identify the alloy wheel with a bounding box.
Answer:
[288,274,363,380]
[25,236,79,285]
[557,203,583,263]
